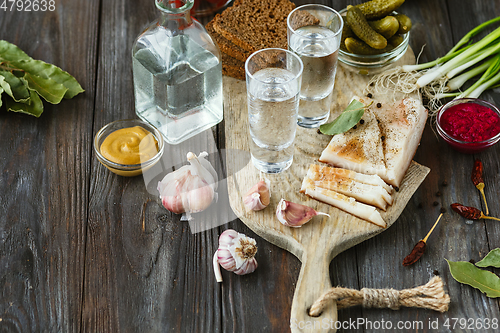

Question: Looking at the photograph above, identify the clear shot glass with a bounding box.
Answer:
[287,4,343,128]
[245,48,303,174]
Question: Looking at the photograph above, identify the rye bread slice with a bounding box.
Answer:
[206,19,250,63]
[222,53,245,80]
[212,0,296,53]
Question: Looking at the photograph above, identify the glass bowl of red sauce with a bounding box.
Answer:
[436,98,500,153]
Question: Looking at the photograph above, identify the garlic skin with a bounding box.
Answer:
[243,178,270,212]
[276,198,330,227]
[157,152,218,220]
[213,229,258,282]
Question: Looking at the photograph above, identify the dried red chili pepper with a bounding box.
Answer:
[471,159,489,215]
[403,240,426,266]
[403,213,443,267]
[451,203,500,221]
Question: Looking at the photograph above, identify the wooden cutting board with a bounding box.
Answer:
[223,48,430,333]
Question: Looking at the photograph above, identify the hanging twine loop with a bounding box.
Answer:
[309,276,450,317]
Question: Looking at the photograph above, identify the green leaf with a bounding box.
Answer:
[11,59,83,98]
[5,89,44,117]
[24,72,68,104]
[0,40,84,117]
[0,40,32,62]
[476,248,500,268]
[0,70,30,102]
[446,259,500,298]
[319,99,368,135]
[0,86,4,107]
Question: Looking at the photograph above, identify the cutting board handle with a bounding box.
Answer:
[290,249,337,333]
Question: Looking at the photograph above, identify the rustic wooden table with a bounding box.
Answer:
[1,0,500,332]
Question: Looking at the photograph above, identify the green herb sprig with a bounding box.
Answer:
[319,99,372,135]
[0,40,84,117]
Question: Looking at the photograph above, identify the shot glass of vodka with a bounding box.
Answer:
[287,4,343,128]
[245,48,303,174]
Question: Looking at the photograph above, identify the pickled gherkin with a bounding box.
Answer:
[356,0,405,20]
[346,6,387,49]
[368,16,399,39]
[395,14,412,34]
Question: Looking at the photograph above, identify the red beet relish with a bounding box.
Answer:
[440,102,500,142]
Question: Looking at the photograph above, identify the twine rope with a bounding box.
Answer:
[309,276,450,317]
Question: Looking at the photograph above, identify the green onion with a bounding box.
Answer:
[368,16,500,112]
[416,26,500,88]
[446,57,496,91]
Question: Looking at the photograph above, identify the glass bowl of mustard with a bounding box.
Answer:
[94,119,164,176]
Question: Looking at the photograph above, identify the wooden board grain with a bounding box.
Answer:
[224,48,430,332]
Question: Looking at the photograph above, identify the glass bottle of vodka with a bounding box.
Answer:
[132,0,223,144]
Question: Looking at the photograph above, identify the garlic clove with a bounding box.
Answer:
[276,198,330,227]
[213,229,258,282]
[243,179,271,212]
[233,257,258,275]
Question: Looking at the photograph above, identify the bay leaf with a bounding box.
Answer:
[319,99,367,135]
[0,86,3,107]
[0,40,32,63]
[446,259,500,298]
[11,59,83,99]
[476,248,500,268]
[0,70,30,103]
[5,88,44,117]
[24,72,68,104]
[0,40,83,116]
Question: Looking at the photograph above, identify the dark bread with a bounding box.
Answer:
[287,9,322,31]
[212,0,296,52]
[206,19,250,63]
[222,53,245,80]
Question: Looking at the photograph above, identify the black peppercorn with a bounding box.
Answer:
[367,93,373,98]
[360,119,365,124]
[376,103,382,108]
[440,207,446,213]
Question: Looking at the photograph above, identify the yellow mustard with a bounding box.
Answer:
[100,126,158,165]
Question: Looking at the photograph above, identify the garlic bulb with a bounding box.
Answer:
[157,151,218,220]
[276,198,330,227]
[213,229,258,282]
[243,178,270,212]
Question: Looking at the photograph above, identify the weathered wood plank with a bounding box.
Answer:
[0,0,99,331]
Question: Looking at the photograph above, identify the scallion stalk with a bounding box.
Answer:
[446,57,496,91]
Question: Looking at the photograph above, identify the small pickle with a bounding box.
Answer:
[346,6,387,49]
[388,34,404,48]
[356,0,406,20]
[341,18,355,51]
[368,16,399,39]
[395,14,412,34]
[345,37,393,55]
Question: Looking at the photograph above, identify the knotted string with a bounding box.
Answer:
[309,276,450,317]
